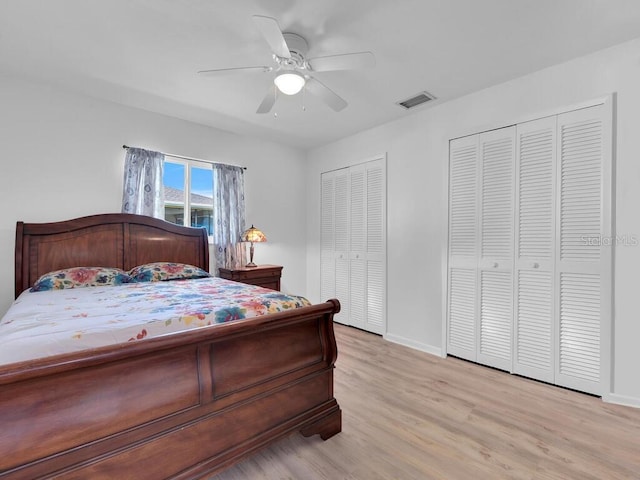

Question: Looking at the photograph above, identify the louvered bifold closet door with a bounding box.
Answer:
[321,159,386,334]
[332,169,351,325]
[447,135,479,361]
[477,127,515,371]
[555,105,608,395]
[321,172,336,302]
[349,164,367,330]
[321,169,349,317]
[364,159,386,335]
[513,116,557,383]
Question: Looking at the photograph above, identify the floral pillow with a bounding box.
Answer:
[30,267,133,292]
[128,262,210,282]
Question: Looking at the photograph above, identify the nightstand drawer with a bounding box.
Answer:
[243,278,280,290]
[232,269,279,280]
[218,265,283,291]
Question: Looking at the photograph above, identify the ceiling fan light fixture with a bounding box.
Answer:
[274,72,305,95]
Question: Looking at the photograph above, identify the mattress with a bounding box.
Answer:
[0,277,310,366]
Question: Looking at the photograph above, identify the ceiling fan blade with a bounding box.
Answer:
[305,77,347,112]
[198,66,271,76]
[256,87,277,114]
[252,15,291,59]
[307,52,375,72]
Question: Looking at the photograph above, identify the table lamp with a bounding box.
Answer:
[241,225,267,267]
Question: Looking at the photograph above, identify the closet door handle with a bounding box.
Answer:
[533,262,540,269]
[493,262,499,268]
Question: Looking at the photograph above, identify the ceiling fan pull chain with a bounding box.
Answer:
[274,84,279,119]
[302,84,307,112]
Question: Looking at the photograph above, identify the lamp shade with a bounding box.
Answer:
[241,225,267,243]
[274,72,305,95]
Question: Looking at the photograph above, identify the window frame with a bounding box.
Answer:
[163,158,214,241]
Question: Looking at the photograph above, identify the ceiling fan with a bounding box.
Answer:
[198,15,375,114]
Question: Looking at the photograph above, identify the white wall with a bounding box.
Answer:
[305,37,640,404]
[0,74,307,315]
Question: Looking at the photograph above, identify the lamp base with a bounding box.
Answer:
[246,242,258,268]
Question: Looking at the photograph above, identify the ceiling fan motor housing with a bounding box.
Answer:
[280,33,309,70]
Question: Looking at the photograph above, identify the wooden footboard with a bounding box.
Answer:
[0,300,341,480]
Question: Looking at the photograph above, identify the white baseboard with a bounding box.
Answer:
[604,392,640,409]
[384,333,443,357]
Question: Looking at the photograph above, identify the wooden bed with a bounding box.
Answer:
[0,213,341,479]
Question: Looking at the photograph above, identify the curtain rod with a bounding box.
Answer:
[122,145,247,170]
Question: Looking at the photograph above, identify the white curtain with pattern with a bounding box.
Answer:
[121,147,165,218]
[212,164,246,274]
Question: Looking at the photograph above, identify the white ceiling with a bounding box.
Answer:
[2,0,640,149]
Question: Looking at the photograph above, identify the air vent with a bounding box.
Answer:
[396,91,436,110]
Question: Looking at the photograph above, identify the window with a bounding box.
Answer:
[163,160,214,235]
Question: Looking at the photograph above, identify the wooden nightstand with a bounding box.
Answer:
[218,264,282,291]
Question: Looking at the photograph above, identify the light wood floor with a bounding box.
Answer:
[210,324,640,480]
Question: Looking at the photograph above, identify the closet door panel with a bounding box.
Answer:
[334,170,350,255]
[513,117,556,382]
[478,269,512,370]
[349,258,366,329]
[449,137,479,261]
[366,163,385,258]
[350,166,366,255]
[334,255,350,325]
[333,170,350,325]
[366,260,385,334]
[348,165,366,329]
[320,172,335,302]
[515,270,554,379]
[479,128,515,262]
[320,256,336,302]
[365,160,386,334]
[555,105,606,395]
[477,127,515,370]
[448,268,477,357]
[558,272,600,386]
[447,135,479,361]
[320,173,335,253]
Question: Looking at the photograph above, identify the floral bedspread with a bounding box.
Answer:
[0,277,311,366]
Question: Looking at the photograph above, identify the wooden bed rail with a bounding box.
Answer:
[0,299,341,479]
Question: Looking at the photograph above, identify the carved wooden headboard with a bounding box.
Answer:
[15,213,210,298]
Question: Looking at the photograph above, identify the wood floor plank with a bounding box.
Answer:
[209,324,640,480]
